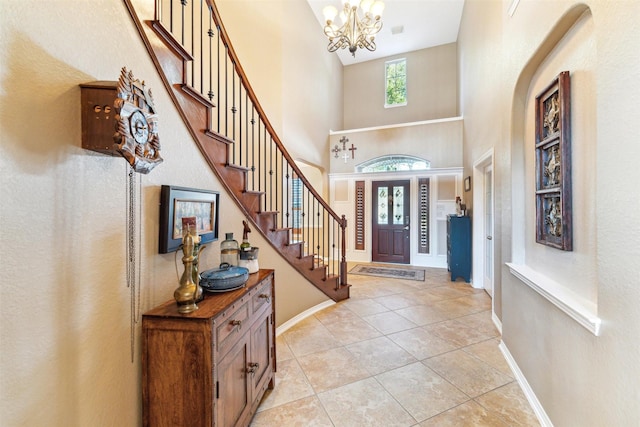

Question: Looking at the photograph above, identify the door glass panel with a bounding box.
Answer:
[393,186,404,224]
[377,187,388,224]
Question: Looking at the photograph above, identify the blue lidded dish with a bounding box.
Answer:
[200,263,249,292]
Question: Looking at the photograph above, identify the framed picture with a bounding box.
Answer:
[534,71,572,251]
[464,176,471,192]
[159,185,220,253]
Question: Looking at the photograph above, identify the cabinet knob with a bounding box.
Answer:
[230,319,242,330]
[259,294,271,303]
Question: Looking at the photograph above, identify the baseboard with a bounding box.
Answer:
[275,300,336,336]
[492,311,503,334]
[499,341,553,427]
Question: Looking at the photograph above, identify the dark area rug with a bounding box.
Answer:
[349,264,425,281]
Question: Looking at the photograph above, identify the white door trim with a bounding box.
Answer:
[472,148,494,292]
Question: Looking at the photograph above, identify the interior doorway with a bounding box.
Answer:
[473,150,495,296]
[371,180,410,264]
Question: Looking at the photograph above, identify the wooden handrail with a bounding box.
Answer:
[123,0,349,292]
[205,0,342,224]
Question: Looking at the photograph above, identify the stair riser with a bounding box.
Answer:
[125,0,349,302]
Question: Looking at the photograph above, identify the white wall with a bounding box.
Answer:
[459,0,640,425]
[0,1,336,425]
[343,43,458,129]
[329,118,463,174]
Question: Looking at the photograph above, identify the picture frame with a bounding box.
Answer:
[159,185,220,253]
[464,176,471,192]
[534,71,572,251]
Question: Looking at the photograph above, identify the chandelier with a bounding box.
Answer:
[322,0,385,57]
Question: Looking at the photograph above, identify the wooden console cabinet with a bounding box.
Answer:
[447,215,472,283]
[142,269,275,427]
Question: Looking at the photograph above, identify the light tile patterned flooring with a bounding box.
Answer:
[251,265,539,426]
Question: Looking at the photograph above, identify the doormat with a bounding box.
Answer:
[349,264,425,281]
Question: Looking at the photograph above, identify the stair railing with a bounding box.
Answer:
[152,0,348,285]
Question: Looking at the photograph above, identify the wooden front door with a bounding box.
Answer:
[372,180,410,264]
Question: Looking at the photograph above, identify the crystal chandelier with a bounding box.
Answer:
[322,0,385,57]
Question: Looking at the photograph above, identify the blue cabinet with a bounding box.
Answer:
[447,215,471,282]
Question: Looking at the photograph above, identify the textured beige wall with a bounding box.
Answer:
[523,12,597,302]
[216,0,343,174]
[459,0,640,425]
[329,119,463,174]
[343,43,458,130]
[0,1,333,426]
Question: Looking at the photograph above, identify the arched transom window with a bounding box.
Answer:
[356,155,431,173]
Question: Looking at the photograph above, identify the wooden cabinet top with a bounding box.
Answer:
[143,269,274,320]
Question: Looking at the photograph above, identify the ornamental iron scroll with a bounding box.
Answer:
[535,71,572,250]
[114,67,163,174]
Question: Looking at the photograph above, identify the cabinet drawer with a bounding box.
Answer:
[216,301,250,357]
[251,277,273,316]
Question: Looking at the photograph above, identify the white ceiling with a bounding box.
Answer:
[307,0,465,65]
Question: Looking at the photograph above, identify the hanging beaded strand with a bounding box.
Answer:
[126,164,142,363]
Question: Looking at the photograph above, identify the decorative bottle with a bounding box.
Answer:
[220,232,239,266]
[240,220,252,252]
[174,227,199,314]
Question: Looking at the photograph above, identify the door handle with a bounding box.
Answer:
[403,225,409,230]
[487,236,492,240]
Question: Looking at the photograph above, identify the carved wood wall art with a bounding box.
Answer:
[114,67,163,174]
[535,71,572,250]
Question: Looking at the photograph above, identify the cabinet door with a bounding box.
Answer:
[217,331,251,427]
[250,312,274,397]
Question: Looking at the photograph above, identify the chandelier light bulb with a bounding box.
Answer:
[360,0,374,13]
[371,0,384,17]
[323,5,338,23]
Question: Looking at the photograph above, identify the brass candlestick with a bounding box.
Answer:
[174,227,199,314]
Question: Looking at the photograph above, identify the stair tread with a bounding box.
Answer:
[132,4,349,303]
[227,164,250,172]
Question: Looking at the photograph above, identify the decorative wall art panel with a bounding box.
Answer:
[535,71,572,250]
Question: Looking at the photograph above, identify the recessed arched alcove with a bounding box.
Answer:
[508,4,600,334]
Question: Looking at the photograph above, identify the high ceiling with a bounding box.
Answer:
[307,0,465,65]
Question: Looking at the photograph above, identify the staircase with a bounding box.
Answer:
[123,0,349,301]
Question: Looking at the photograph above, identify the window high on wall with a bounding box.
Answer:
[356,155,430,173]
[385,58,407,107]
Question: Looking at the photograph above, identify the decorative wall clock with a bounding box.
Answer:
[113,67,163,174]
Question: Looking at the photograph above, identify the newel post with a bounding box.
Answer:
[340,214,348,286]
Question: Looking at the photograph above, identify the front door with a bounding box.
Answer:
[372,180,410,264]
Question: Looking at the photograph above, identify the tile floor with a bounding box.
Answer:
[251,265,540,426]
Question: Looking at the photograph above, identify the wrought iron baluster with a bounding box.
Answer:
[251,106,259,191]
[199,0,203,96]
[269,136,273,212]
[224,51,228,138]
[190,0,194,88]
[207,9,214,104]
[180,0,186,45]
[257,118,263,206]
[152,0,349,292]
[217,25,221,132]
